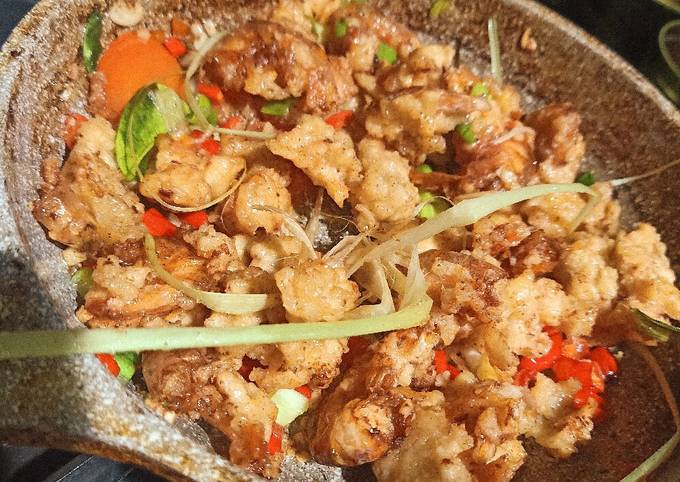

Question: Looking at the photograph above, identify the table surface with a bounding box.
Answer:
[0,0,677,481]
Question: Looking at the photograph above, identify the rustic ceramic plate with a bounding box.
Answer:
[1,0,679,480]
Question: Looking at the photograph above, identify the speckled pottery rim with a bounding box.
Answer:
[0,1,679,481]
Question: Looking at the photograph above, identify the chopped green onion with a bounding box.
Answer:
[418,192,448,219]
[575,171,596,186]
[0,298,432,358]
[347,183,598,275]
[114,352,138,381]
[634,309,680,342]
[471,82,489,98]
[271,389,309,425]
[334,19,348,38]
[71,268,93,298]
[145,234,277,313]
[415,164,433,173]
[83,10,103,73]
[488,18,503,83]
[377,42,398,65]
[430,0,452,18]
[261,98,296,116]
[455,122,477,144]
[310,17,325,42]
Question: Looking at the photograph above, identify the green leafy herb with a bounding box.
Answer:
[186,94,218,126]
[415,164,433,174]
[575,171,596,186]
[114,352,138,381]
[261,98,296,116]
[115,84,172,181]
[471,82,489,98]
[83,10,103,73]
[455,122,477,144]
[429,0,452,19]
[334,19,348,38]
[71,268,93,298]
[634,309,680,342]
[377,42,397,65]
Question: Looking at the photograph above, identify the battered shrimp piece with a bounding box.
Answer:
[269,0,343,39]
[183,224,244,283]
[199,21,357,113]
[266,114,362,206]
[228,166,293,235]
[139,136,245,208]
[326,3,420,72]
[524,103,586,183]
[375,44,455,94]
[247,234,304,273]
[142,350,281,478]
[352,139,419,227]
[33,117,145,253]
[365,89,486,163]
[274,259,359,322]
[613,223,680,320]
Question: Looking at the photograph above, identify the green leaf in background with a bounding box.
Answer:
[261,98,296,116]
[83,10,103,73]
[115,84,171,181]
[71,267,93,298]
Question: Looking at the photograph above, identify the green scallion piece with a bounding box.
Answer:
[71,267,94,298]
[83,10,103,73]
[335,19,348,38]
[416,164,433,174]
[114,352,138,381]
[471,82,489,98]
[310,17,325,42]
[575,171,596,186]
[377,42,397,65]
[261,98,296,116]
[418,191,448,219]
[455,122,477,144]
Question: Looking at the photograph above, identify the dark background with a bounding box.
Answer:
[0,0,678,480]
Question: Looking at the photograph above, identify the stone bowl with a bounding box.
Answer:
[1,0,679,480]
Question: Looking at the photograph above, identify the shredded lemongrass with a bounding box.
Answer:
[610,158,680,187]
[347,183,597,275]
[214,127,277,140]
[253,205,317,259]
[401,248,427,309]
[488,18,503,83]
[154,167,246,213]
[347,260,395,318]
[145,234,277,313]
[324,233,368,267]
[305,188,324,246]
[382,259,407,296]
[0,297,432,359]
[621,344,680,481]
[492,125,533,145]
[185,31,227,129]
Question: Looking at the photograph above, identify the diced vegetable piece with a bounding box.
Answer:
[143,208,177,237]
[418,191,448,219]
[334,19,348,38]
[455,122,477,144]
[83,10,103,73]
[325,110,353,129]
[179,210,208,229]
[513,368,535,386]
[185,94,218,126]
[310,17,325,41]
[295,385,312,399]
[272,388,310,425]
[97,31,183,119]
[114,352,137,381]
[519,330,563,372]
[163,36,187,58]
[589,346,618,378]
[433,349,448,373]
[261,98,296,116]
[575,171,596,186]
[95,353,120,376]
[64,113,88,150]
[429,0,452,19]
[220,116,241,129]
[268,423,283,455]
[552,356,593,389]
[415,164,433,173]
[471,82,489,98]
[196,83,224,104]
[377,42,397,64]
[200,138,221,155]
[71,267,94,298]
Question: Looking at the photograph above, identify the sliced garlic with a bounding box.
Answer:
[109,1,145,27]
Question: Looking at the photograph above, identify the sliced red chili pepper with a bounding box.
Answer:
[197,83,225,103]
[589,346,618,379]
[552,356,593,390]
[561,336,590,360]
[143,208,176,237]
[201,138,221,155]
[220,116,242,129]
[96,353,120,377]
[268,423,283,455]
[513,368,536,386]
[190,129,204,139]
[179,210,208,229]
[447,363,461,379]
[295,385,312,399]
[64,113,88,150]
[325,110,353,129]
[433,350,448,374]
[519,330,563,372]
[591,362,605,393]
[163,36,187,58]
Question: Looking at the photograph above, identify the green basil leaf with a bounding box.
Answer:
[455,122,477,144]
[115,84,170,181]
[71,267,93,298]
[83,10,103,73]
[334,19,348,38]
[377,42,397,65]
[575,171,596,186]
[261,98,296,116]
